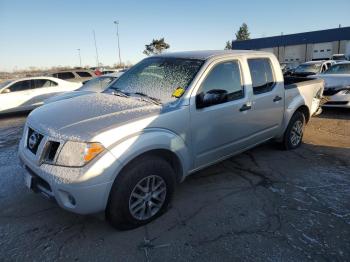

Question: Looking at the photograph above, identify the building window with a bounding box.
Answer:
[327,49,331,52]
[320,50,324,52]
[314,50,318,53]
[285,59,289,61]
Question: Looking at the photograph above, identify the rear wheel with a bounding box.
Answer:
[106,155,175,230]
[283,111,305,150]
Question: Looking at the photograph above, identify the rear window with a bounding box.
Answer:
[56,72,75,80]
[76,71,92,77]
[34,79,58,88]
[248,58,275,95]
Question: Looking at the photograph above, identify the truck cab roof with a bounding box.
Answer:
[153,50,272,61]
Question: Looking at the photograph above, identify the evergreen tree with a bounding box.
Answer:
[224,41,232,50]
[143,38,170,56]
[235,23,250,40]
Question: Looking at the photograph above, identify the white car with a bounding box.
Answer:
[44,73,123,104]
[290,60,336,77]
[0,77,81,114]
[314,62,350,108]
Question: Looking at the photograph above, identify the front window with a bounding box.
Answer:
[108,57,204,103]
[294,63,322,74]
[78,76,116,92]
[323,63,350,74]
[8,80,33,92]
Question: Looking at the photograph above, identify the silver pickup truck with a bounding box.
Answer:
[19,50,324,229]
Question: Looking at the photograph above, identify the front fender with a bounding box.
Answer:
[107,128,192,182]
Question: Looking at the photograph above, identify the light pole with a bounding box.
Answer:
[92,30,100,68]
[77,48,82,67]
[113,20,122,67]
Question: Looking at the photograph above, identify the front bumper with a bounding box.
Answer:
[18,134,120,215]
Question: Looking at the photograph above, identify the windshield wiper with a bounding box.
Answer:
[132,92,162,105]
[111,89,129,98]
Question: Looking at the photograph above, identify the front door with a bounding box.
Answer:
[0,80,34,113]
[190,59,255,169]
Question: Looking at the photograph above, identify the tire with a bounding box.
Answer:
[282,111,306,150]
[106,155,176,230]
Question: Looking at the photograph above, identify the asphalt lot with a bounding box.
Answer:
[0,108,349,262]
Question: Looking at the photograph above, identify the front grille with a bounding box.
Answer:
[43,141,60,162]
[27,128,43,154]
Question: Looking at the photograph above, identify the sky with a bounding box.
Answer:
[0,0,349,72]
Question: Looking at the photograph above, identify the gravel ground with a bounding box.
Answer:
[0,108,349,262]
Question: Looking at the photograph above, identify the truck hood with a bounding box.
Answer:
[27,93,161,141]
[44,90,95,104]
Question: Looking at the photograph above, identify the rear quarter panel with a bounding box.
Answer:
[281,79,324,134]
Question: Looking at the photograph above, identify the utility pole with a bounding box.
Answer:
[113,20,122,67]
[77,48,82,67]
[92,30,100,67]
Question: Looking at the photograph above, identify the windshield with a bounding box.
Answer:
[108,57,204,103]
[0,80,13,89]
[323,63,350,74]
[294,63,322,74]
[78,76,116,92]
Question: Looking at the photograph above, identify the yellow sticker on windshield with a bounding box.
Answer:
[172,87,185,98]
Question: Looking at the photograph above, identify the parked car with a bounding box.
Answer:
[44,72,123,104]
[19,50,324,229]
[46,70,96,83]
[313,62,350,108]
[0,77,81,114]
[286,60,335,77]
[331,54,348,62]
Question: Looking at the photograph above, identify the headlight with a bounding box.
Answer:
[56,141,105,167]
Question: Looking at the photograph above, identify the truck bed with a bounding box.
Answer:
[284,77,324,117]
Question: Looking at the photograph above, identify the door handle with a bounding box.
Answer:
[273,95,282,102]
[239,104,252,112]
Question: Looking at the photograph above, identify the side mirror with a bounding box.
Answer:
[196,89,228,109]
[1,88,10,94]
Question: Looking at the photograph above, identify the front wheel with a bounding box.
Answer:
[282,111,306,150]
[106,155,175,230]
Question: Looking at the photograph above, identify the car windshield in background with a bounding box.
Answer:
[108,57,204,103]
[0,80,13,89]
[294,63,322,74]
[78,76,116,92]
[323,63,350,74]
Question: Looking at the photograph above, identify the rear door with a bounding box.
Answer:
[247,58,284,141]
